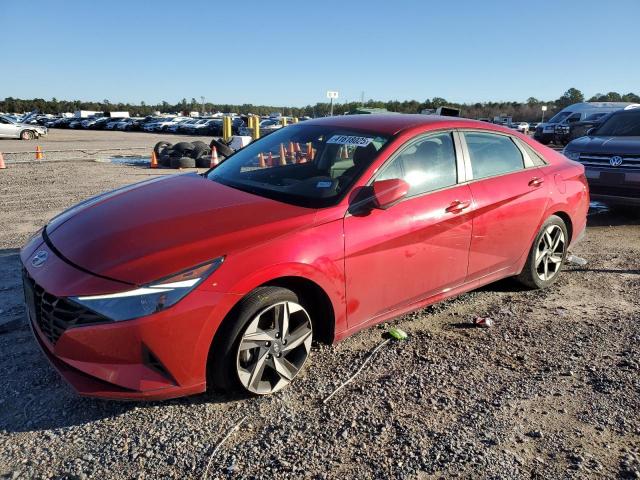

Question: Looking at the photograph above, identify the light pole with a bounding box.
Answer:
[541,105,547,123]
[200,96,205,115]
[326,91,339,116]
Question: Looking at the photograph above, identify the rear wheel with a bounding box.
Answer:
[209,286,313,395]
[516,215,568,289]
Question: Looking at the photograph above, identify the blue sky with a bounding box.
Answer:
[2,0,638,106]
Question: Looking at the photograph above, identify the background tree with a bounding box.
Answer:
[556,88,584,108]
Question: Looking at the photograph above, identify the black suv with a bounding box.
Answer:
[563,109,640,206]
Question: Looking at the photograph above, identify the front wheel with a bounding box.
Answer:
[20,130,35,140]
[516,215,568,289]
[210,287,313,395]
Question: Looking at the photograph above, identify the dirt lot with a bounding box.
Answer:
[0,129,210,163]
[0,160,639,479]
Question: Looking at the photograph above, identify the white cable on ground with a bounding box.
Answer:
[322,338,391,404]
[202,415,248,480]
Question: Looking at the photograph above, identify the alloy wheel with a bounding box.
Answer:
[236,301,312,394]
[535,224,565,281]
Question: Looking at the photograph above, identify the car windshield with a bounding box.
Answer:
[547,111,571,124]
[593,111,640,136]
[207,124,390,207]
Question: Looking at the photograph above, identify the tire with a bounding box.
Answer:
[154,141,171,157]
[516,215,568,289]
[191,143,210,159]
[209,138,235,158]
[170,156,196,169]
[196,154,212,168]
[173,142,195,154]
[158,150,172,167]
[20,130,35,140]
[208,286,313,395]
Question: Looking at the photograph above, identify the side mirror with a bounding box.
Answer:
[347,178,409,215]
[372,178,410,209]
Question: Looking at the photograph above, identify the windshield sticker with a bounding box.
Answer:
[316,181,333,188]
[327,135,373,147]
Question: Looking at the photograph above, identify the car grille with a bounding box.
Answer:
[22,269,108,344]
[579,153,640,170]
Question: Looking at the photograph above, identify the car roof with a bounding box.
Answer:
[303,113,497,136]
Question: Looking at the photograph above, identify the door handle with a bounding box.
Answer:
[445,200,471,213]
[528,177,544,187]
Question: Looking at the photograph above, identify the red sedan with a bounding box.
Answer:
[21,115,589,399]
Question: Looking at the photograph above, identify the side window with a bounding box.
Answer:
[566,113,581,123]
[464,132,524,179]
[377,132,457,196]
[518,140,547,167]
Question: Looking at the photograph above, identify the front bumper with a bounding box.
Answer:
[21,240,239,401]
[585,167,640,206]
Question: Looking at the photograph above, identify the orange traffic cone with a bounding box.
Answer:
[35,146,43,160]
[150,151,158,169]
[258,152,266,168]
[0,152,6,170]
[288,142,295,161]
[268,151,273,167]
[279,144,287,165]
[210,146,219,167]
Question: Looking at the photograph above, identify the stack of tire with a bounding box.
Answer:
[153,139,235,169]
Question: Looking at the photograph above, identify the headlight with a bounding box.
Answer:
[70,257,224,321]
[563,150,580,161]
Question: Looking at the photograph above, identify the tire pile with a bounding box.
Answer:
[153,139,235,169]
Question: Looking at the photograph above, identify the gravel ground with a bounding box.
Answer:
[0,129,214,163]
[0,160,639,479]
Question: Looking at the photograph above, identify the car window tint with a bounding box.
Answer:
[377,132,457,196]
[464,132,524,179]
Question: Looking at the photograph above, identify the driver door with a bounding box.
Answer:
[343,131,473,329]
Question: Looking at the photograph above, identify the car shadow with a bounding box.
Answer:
[587,203,640,227]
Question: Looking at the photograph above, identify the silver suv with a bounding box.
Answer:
[0,115,47,140]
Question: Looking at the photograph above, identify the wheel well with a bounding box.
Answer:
[261,277,335,344]
[551,211,573,241]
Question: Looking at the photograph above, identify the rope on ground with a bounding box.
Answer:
[202,415,247,480]
[322,338,391,404]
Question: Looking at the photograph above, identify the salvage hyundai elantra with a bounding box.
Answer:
[21,115,589,399]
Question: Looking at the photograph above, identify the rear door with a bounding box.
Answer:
[344,131,473,328]
[460,130,549,280]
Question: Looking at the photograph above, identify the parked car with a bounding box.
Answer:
[563,108,640,206]
[167,118,198,133]
[0,115,47,140]
[105,118,126,130]
[21,114,588,400]
[511,122,530,133]
[534,102,638,145]
[239,118,282,136]
[554,112,612,146]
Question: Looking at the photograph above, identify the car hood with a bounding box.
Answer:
[46,173,316,285]
[566,136,640,155]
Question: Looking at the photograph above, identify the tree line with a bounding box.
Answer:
[2,89,639,122]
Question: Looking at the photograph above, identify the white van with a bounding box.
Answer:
[534,102,638,144]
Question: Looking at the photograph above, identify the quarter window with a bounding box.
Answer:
[377,132,458,196]
[464,132,524,179]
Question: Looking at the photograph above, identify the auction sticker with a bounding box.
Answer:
[327,135,373,147]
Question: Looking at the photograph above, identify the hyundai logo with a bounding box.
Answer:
[31,251,48,268]
[610,156,623,167]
